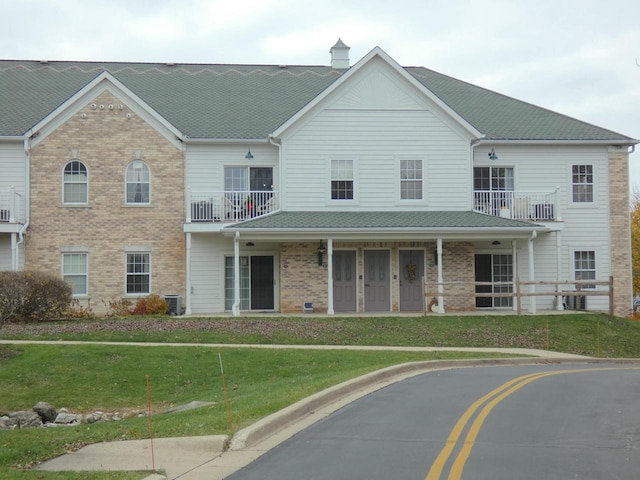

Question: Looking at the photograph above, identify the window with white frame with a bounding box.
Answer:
[62,252,88,296]
[63,160,88,204]
[574,250,596,288]
[572,165,593,203]
[126,161,150,204]
[400,159,423,200]
[126,252,150,294]
[331,159,353,200]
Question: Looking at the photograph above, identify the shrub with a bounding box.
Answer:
[132,294,169,315]
[104,297,134,317]
[64,299,95,319]
[0,270,72,327]
[104,294,168,317]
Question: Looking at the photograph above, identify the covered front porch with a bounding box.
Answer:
[210,211,553,316]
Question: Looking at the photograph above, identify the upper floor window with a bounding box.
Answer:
[126,161,150,204]
[63,160,88,204]
[400,160,423,200]
[224,166,273,192]
[331,159,353,200]
[474,167,514,191]
[62,252,88,296]
[572,165,593,203]
[126,252,150,294]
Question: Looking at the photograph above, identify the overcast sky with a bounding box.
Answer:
[2,0,640,188]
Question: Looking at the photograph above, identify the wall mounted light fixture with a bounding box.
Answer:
[317,240,327,266]
[245,148,254,160]
[488,148,498,160]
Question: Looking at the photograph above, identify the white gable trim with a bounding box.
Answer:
[29,72,184,149]
[271,46,483,140]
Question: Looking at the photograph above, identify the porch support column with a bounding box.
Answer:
[528,231,537,314]
[327,238,334,315]
[232,231,240,316]
[512,240,517,311]
[437,237,444,313]
[556,231,563,310]
[185,233,192,315]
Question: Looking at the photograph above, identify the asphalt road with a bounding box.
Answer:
[226,363,640,480]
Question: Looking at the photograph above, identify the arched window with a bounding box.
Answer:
[63,160,88,204]
[125,161,150,204]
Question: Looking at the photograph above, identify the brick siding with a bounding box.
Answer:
[28,92,185,314]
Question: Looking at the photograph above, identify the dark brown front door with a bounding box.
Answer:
[364,250,390,312]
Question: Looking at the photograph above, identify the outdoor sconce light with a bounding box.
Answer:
[488,148,498,160]
[317,240,327,266]
[245,148,254,160]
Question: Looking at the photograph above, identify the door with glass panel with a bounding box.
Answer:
[224,167,273,220]
[474,254,513,308]
[225,255,274,311]
[473,167,514,216]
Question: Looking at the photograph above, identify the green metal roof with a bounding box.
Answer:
[0,59,635,142]
[228,211,540,231]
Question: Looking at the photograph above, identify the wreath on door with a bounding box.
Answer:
[406,262,417,282]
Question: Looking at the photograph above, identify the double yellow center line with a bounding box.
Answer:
[425,367,639,480]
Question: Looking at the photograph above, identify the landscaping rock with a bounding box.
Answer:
[33,401,57,423]
[9,411,43,428]
[54,412,79,425]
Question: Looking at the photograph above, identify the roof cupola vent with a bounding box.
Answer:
[330,38,350,69]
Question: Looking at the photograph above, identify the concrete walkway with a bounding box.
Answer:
[2,340,607,479]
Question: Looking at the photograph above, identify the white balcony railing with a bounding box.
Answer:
[187,189,279,223]
[473,189,558,221]
[0,187,25,223]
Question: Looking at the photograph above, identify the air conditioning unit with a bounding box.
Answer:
[164,295,182,315]
[563,294,586,310]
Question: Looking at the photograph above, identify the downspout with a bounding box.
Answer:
[14,134,32,270]
[268,135,282,209]
[528,230,537,314]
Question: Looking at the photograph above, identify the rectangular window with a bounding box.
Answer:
[574,250,596,289]
[62,253,88,296]
[400,160,423,200]
[572,165,593,202]
[126,253,150,294]
[331,159,353,200]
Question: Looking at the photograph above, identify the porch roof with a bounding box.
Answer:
[224,211,546,240]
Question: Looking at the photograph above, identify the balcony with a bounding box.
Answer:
[187,189,279,223]
[0,187,25,224]
[473,189,558,221]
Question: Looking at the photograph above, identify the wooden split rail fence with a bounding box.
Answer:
[424,276,614,316]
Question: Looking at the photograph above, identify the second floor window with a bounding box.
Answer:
[126,161,150,204]
[63,160,88,204]
[400,160,423,200]
[572,165,593,203]
[331,159,353,200]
